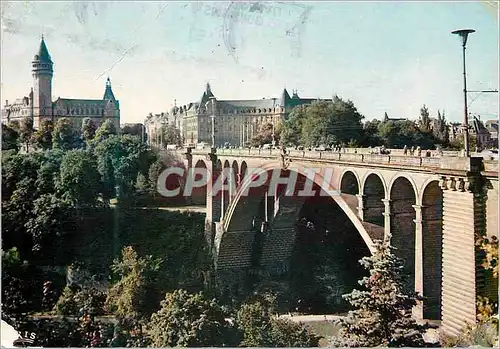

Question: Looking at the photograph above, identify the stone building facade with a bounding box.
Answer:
[145,84,330,148]
[144,111,183,147]
[1,37,120,131]
[179,84,330,147]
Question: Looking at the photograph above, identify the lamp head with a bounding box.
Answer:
[452,29,476,47]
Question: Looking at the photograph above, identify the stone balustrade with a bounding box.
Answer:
[176,148,497,173]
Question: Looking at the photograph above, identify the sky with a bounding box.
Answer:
[1,1,498,124]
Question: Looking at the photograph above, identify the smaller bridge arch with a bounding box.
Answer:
[389,176,417,294]
[388,173,420,206]
[362,172,387,227]
[340,169,360,195]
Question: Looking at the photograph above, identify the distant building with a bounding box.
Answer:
[144,111,183,147]
[148,83,331,148]
[485,119,498,143]
[1,37,120,131]
[471,116,491,148]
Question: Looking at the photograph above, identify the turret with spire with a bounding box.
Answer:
[32,36,54,127]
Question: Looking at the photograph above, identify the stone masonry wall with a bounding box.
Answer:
[441,189,480,337]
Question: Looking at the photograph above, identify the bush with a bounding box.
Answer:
[148,289,237,347]
[53,285,106,317]
[105,246,162,319]
[236,296,319,347]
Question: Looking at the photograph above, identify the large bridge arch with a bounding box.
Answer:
[219,165,377,267]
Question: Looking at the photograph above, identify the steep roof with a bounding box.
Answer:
[35,37,52,63]
[279,88,291,107]
[472,116,490,135]
[217,99,277,111]
[53,98,114,107]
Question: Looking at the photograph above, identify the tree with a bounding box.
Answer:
[94,135,157,200]
[148,289,237,347]
[236,295,319,347]
[249,122,276,147]
[2,123,20,151]
[94,119,117,142]
[122,124,144,139]
[280,98,365,148]
[53,117,77,150]
[1,248,31,322]
[32,119,54,150]
[330,240,428,347]
[81,118,97,145]
[419,104,431,132]
[56,150,102,208]
[281,105,307,147]
[19,116,34,152]
[105,246,162,319]
[361,119,382,146]
[161,124,182,147]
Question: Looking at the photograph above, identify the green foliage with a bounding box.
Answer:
[52,117,78,150]
[331,240,428,347]
[441,317,499,348]
[148,289,237,347]
[94,135,157,200]
[95,119,117,141]
[32,119,54,150]
[236,296,319,347]
[105,246,162,319]
[477,235,498,279]
[250,122,277,147]
[25,193,74,256]
[122,123,144,138]
[54,285,106,317]
[161,123,182,147]
[81,117,97,144]
[419,104,431,132]
[1,248,31,320]
[56,150,102,208]
[19,116,35,152]
[2,123,20,151]
[281,98,365,148]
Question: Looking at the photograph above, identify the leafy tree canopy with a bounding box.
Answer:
[32,120,54,150]
[2,123,20,151]
[53,117,78,150]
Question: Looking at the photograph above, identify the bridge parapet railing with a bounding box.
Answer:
[483,160,499,173]
[180,148,496,172]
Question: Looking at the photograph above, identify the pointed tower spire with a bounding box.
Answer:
[103,77,116,101]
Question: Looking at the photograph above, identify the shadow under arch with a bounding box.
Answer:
[362,173,386,227]
[389,176,417,294]
[221,165,376,258]
[192,159,208,205]
[421,180,443,320]
[216,165,374,312]
[340,170,360,195]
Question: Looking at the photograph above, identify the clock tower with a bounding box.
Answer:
[32,36,53,128]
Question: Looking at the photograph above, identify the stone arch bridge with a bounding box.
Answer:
[170,147,498,337]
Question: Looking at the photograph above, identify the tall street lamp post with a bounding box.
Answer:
[452,28,475,157]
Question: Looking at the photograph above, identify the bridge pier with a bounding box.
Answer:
[438,158,487,337]
[205,148,220,247]
[356,194,365,220]
[382,198,392,241]
[413,204,424,320]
